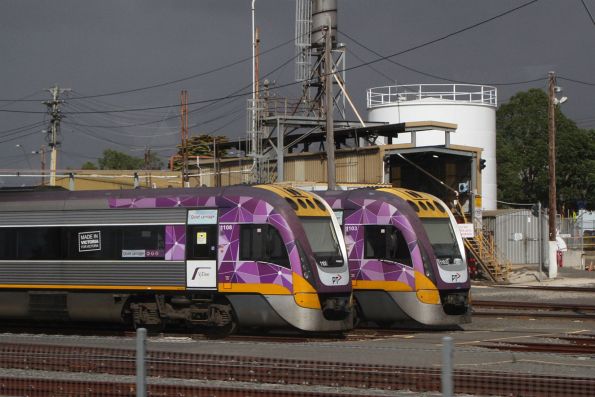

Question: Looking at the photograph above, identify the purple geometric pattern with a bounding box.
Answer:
[329,198,420,289]
[108,194,298,292]
[165,225,185,261]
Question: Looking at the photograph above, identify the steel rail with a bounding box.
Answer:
[473,300,595,311]
[492,285,595,293]
[0,342,593,396]
[479,341,595,354]
[0,377,366,397]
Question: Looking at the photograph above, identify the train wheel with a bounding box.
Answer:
[205,299,238,338]
[206,318,238,339]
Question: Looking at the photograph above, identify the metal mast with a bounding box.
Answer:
[180,90,189,185]
[295,0,313,83]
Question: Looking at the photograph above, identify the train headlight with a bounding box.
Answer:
[296,241,315,285]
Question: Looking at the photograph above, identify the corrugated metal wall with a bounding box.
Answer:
[483,210,545,265]
[58,148,384,190]
[284,148,382,183]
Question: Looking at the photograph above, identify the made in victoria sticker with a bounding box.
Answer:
[78,231,101,252]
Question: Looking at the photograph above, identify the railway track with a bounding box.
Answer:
[472,300,595,320]
[477,332,595,355]
[0,342,593,397]
[493,285,595,293]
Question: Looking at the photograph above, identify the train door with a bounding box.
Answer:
[186,209,218,289]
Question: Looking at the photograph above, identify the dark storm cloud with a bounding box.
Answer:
[1,0,593,183]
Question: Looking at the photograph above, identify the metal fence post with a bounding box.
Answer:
[136,328,147,397]
[441,336,453,397]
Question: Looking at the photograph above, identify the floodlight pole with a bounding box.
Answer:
[547,71,557,278]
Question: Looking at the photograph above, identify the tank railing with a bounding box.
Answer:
[367,84,497,108]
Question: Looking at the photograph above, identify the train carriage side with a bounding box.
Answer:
[0,186,351,333]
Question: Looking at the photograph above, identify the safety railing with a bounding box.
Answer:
[367,84,497,108]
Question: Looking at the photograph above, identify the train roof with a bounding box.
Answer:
[0,185,334,218]
[377,188,450,218]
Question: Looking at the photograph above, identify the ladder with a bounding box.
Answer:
[465,230,511,283]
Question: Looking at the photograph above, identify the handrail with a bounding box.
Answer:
[367,84,497,108]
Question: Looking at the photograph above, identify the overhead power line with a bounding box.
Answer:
[581,0,595,26]
[338,29,547,86]
[337,0,543,79]
[558,76,595,86]
[0,0,562,115]
[0,33,301,103]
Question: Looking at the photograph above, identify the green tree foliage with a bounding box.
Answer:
[497,89,594,210]
[83,149,163,170]
[81,161,97,170]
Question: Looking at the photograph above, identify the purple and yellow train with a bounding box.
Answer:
[317,187,470,327]
[0,185,351,333]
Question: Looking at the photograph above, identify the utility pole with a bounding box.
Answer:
[324,21,336,190]
[547,71,557,278]
[33,145,46,186]
[180,90,189,186]
[44,85,70,186]
[144,147,153,188]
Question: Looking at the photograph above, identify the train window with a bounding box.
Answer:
[65,227,118,260]
[364,225,412,266]
[121,226,165,259]
[0,229,16,259]
[239,224,290,268]
[16,227,62,260]
[364,226,387,259]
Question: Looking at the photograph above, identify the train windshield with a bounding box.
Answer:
[300,217,343,268]
[421,218,463,265]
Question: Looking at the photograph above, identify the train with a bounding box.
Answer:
[317,187,470,327]
[0,185,352,334]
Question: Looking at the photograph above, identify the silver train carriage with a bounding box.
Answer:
[0,185,351,333]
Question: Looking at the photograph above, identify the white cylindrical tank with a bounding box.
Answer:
[367,84,498,210]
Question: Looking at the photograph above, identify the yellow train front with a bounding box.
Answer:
[0,185,352,333]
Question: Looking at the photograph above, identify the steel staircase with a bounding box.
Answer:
[452,204,511,283]
[464,231,511,283]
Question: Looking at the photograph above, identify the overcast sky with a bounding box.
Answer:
[1,0,594,185]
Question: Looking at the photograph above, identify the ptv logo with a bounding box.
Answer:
[451,273,462,282]
[332,274,343,284]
